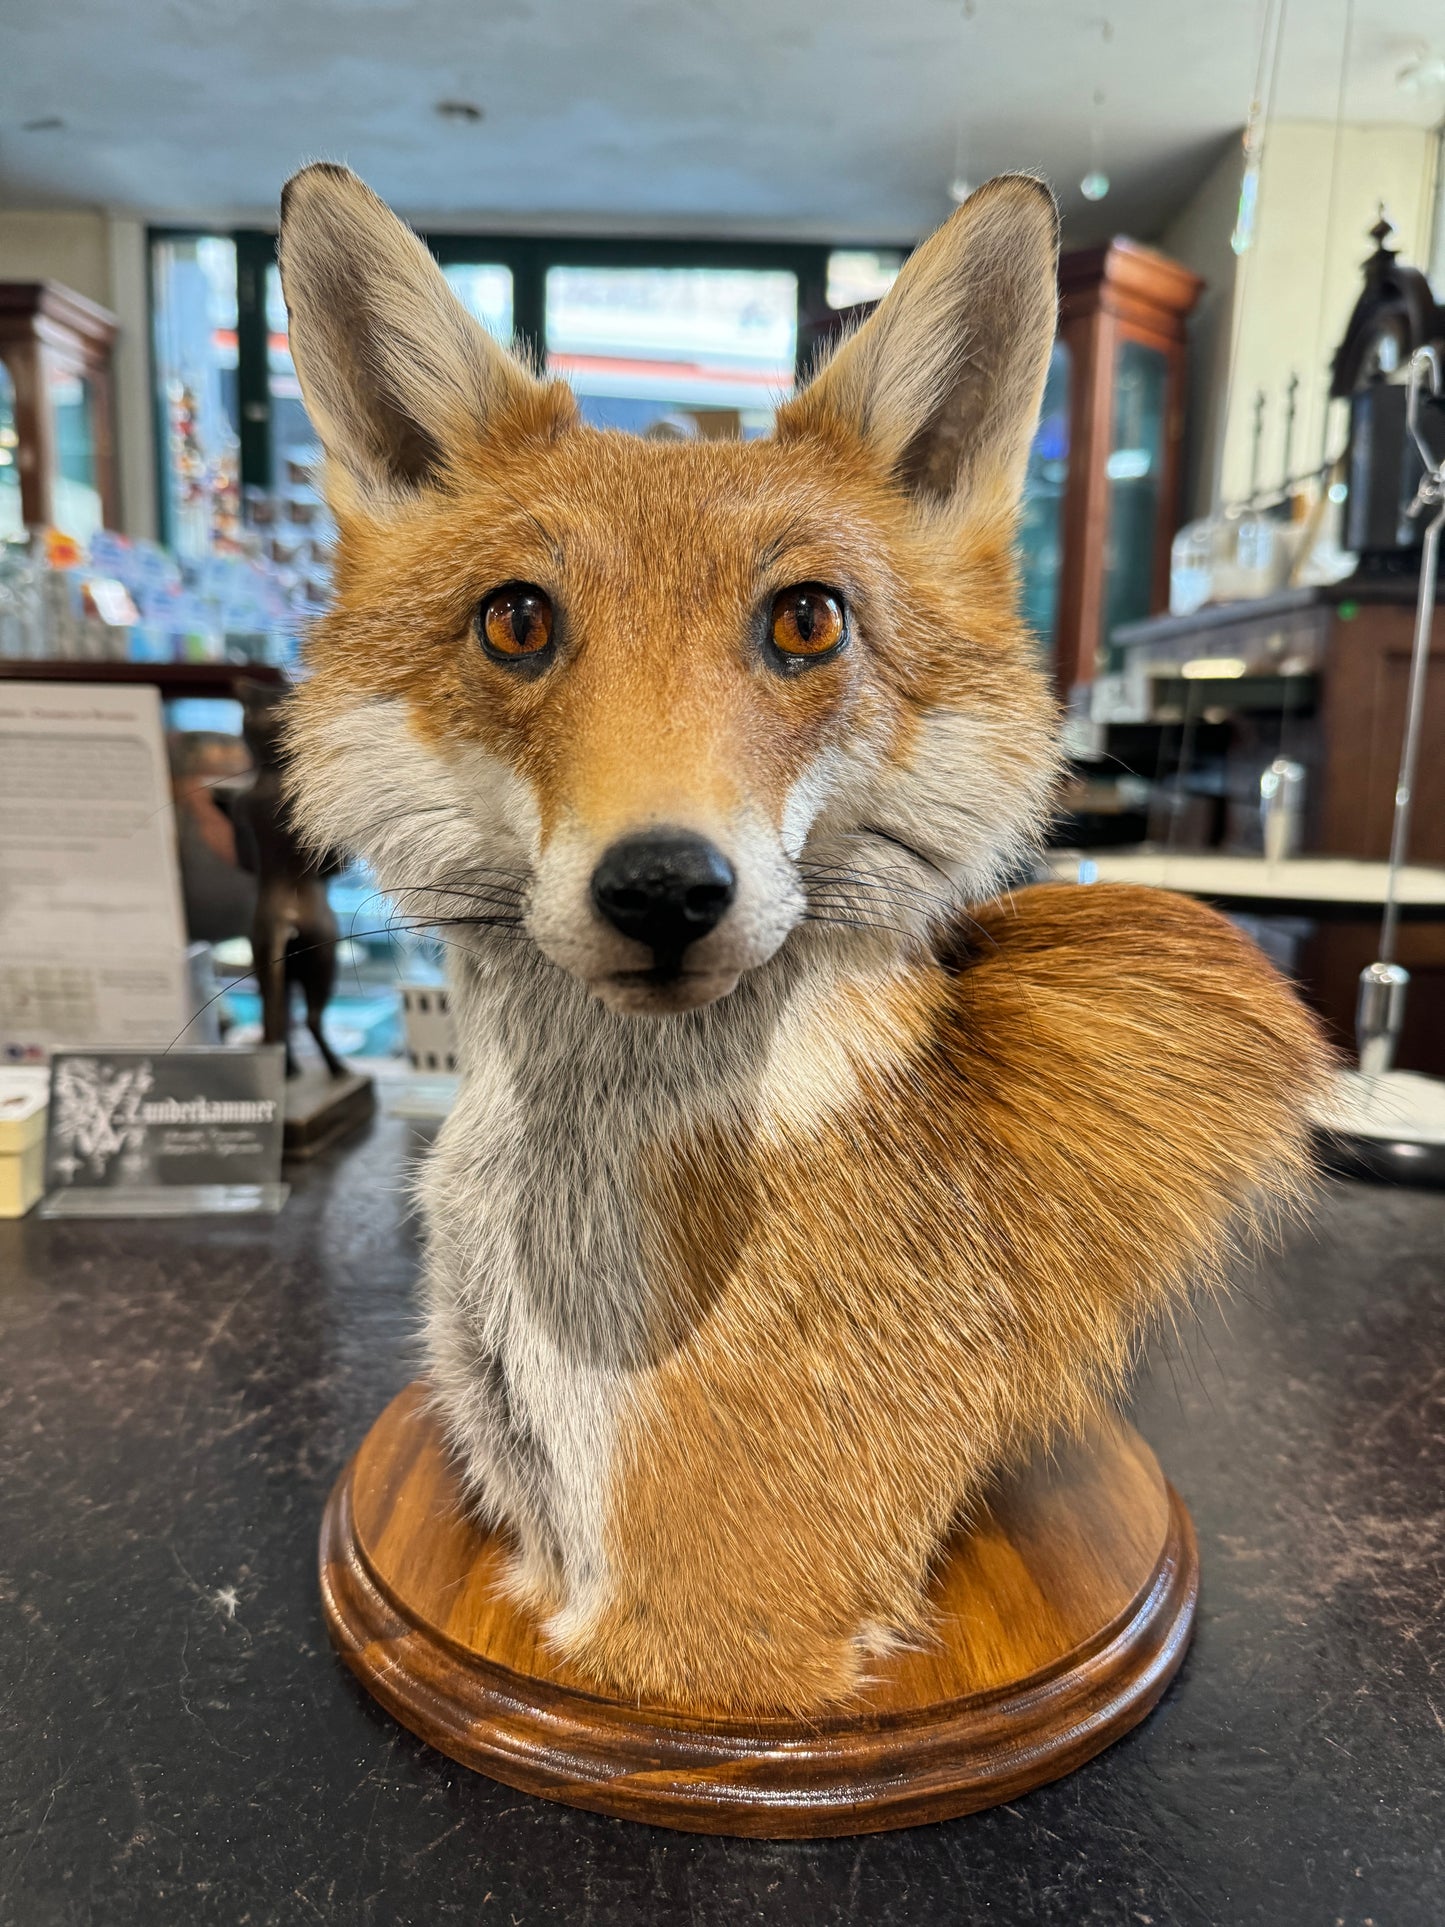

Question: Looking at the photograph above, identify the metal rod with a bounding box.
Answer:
[1377,347,1444,967]
[1249,389,1266,499]
[1281,370,1298,495]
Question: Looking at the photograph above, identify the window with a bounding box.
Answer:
[825,250,902,310]
[544,265,797,437]
[261,259,516,494]
[442,264,515,340]
[151,236,240,556]
[264,262,314,497]
[148,231,864,542]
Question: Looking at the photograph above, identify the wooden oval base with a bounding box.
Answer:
[320,1383,1198,1837]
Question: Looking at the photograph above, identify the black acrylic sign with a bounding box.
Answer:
[41,1046,287,1217]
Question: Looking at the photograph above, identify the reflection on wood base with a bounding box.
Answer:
[319,1384,1199,1836]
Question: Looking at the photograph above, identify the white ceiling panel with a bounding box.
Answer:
[2,0,1441,240]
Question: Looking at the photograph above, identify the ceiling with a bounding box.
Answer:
[3,0,1443,243]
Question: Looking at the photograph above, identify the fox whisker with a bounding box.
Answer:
[798,858,953,899]
[802,878,952,917]
[803,859,942,898]
[804,895,935,932]
[801,911,919,941]
[385,873,528,895]
[802,880,954,924]
[386,913,526,934]
[386,885,527,912]
[802,885,999,956]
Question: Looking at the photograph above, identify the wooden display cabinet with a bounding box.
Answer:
[1021,240,1202,700]
[0,281,119,543]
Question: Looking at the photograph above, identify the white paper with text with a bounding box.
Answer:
[0,681,189,1056]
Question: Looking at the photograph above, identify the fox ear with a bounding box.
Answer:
[278,164,563,508]
[778,174,1058,519]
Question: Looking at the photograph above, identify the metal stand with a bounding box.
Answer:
[1315,347,1445,1188]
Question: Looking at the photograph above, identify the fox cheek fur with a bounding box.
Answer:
[279,164,1330,1713]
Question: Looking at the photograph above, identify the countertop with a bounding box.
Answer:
[1044,850,1445,915]
[1,1112,1442,1926]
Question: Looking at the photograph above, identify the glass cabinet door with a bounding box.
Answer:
[1100,336,1168,665]
[47,364,104,544]
[1018,339,1072,655]
[0,361,21,540]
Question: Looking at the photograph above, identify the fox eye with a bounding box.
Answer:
[478,583,554,662]
[768,584,846,666]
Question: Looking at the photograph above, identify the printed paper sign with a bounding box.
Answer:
[0,681,189,1059]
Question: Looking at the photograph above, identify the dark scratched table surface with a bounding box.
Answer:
[1,1111,1442,1927]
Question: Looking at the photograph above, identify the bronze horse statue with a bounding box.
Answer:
[234,682,346,1080]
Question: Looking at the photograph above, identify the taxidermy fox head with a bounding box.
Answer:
[280,165,1060,1017]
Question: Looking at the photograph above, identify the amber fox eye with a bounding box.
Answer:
[478,583,554,663]
[767,584,846,668]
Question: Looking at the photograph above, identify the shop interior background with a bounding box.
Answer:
[3,0,1445,1079]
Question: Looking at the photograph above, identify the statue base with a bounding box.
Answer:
[320,1383,1198,1837]
[282,1065,374,1159]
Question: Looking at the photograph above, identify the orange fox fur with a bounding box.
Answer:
[279,164,1329,1714]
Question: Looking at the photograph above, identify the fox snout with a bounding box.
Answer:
[581,830,743,1014]
[528,812,803,1017]
[590,832,737,962]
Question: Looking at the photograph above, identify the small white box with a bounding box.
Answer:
[0,1066,49,1218]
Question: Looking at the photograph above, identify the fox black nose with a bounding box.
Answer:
[591,832,736,959]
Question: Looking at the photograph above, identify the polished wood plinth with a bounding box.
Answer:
[319,1383,1198,1837]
